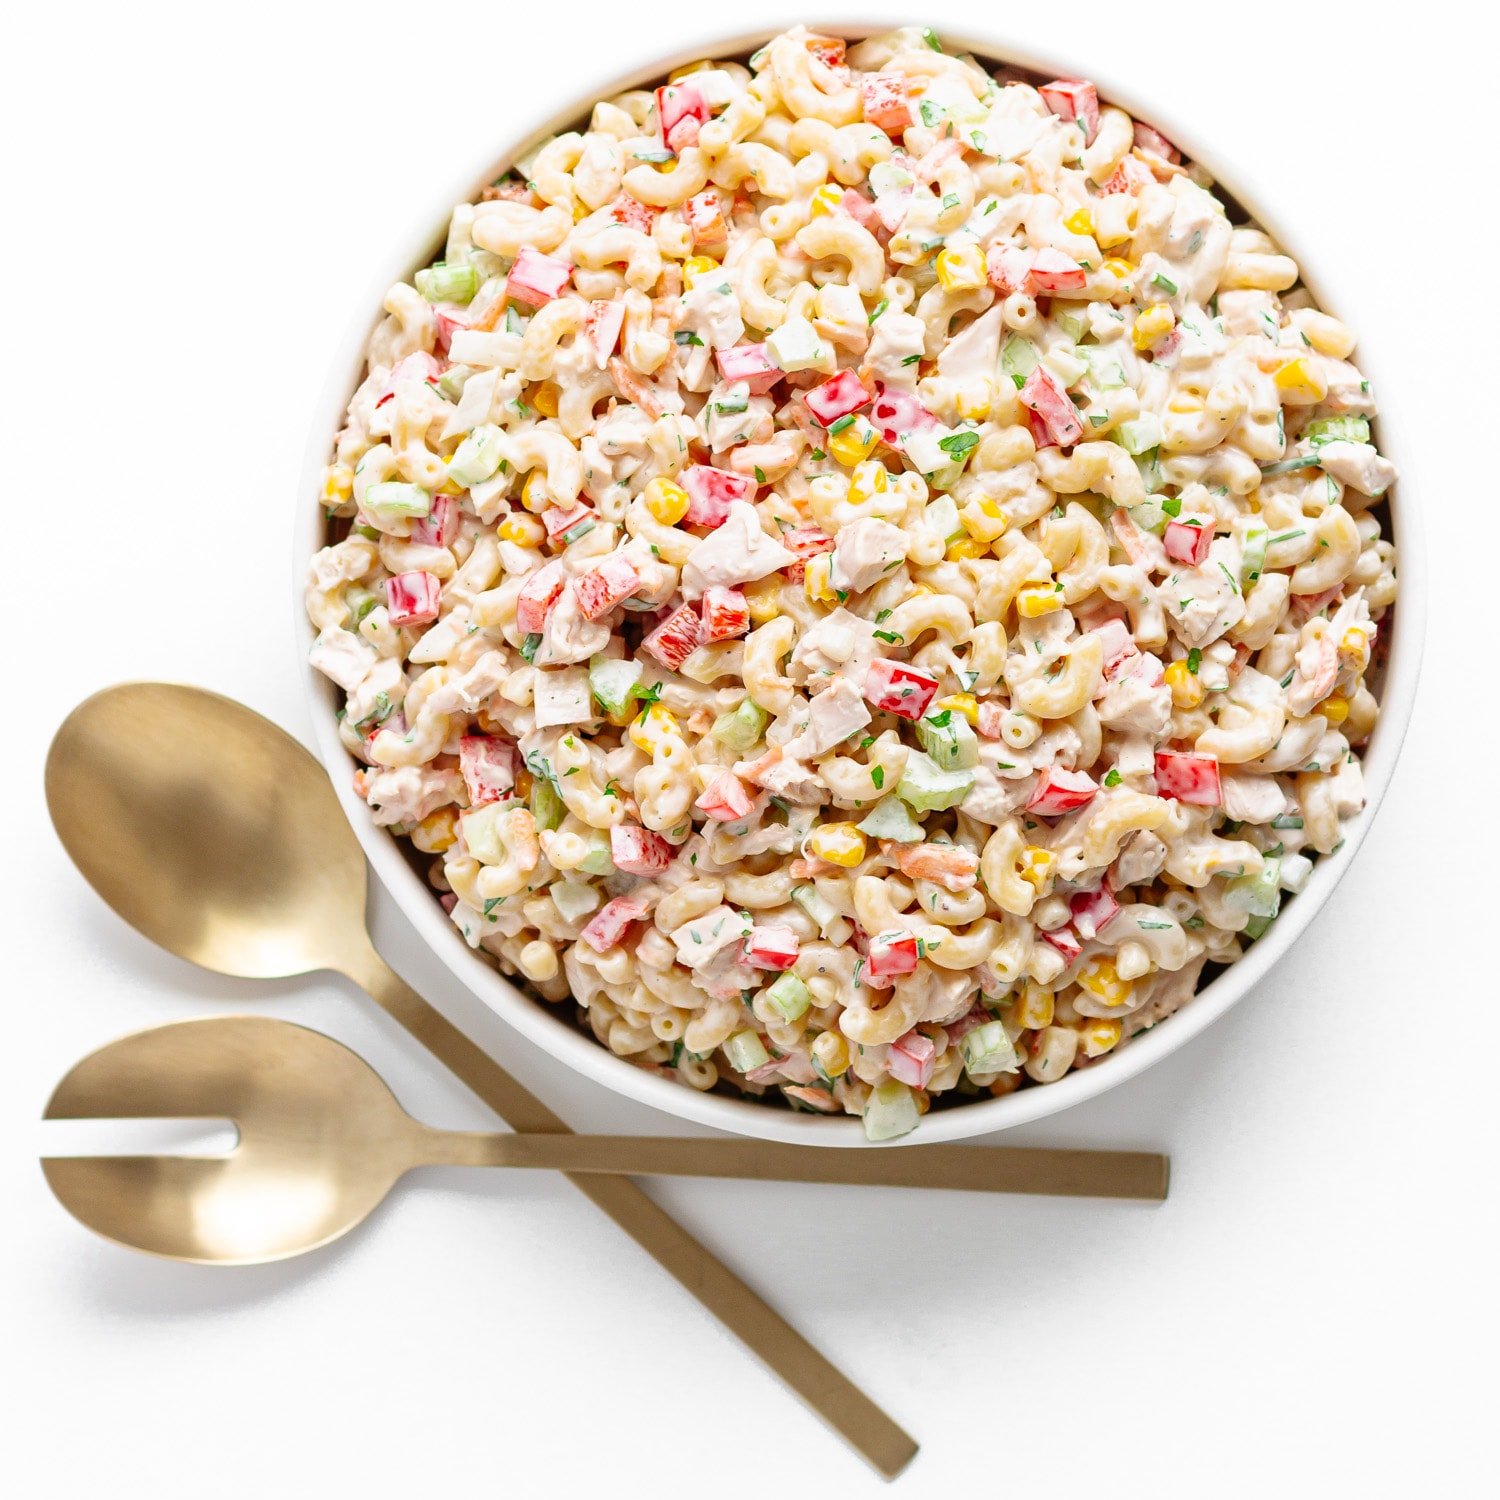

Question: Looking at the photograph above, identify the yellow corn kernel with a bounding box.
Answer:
[1078,1018,1123,1058]
[1016,583,1065,618]
[1164,659,1205,709]
[1077,956,1133,1009]
[1340,628,1368,657]
[532,381,560,418]
[668,59,712,82]
[1102,257,1136,279]
[960,495,1009,544]
[804,552,837,603]
[514,768,534,801]
[683,255,719,285]
[1273,356,1328,403]
[743,578,783,624]
[1132,303,1175,350]
[955,379,994,422]
[808,822,867,868]
[1018,846,1055,890]
[322,464,354,506]
[573,200,590,222]
[410,807,458,854]
[847,458,890,506]
[497,512,546,546]
[521,469,549,512]
[1167,391,1205,414]
[1013,980,1055,1030]
[936,693,979,726]
[812,1029,851,1078]
[935,242,987,292]
[946,536,989,561]
[1320,695,1350,726]
[628,703,682,753]
[643,476,690,525]
[808,183,843,218]
[1063,206,1095,236]
[828,419,879,466]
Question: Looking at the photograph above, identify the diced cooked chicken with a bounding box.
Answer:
[1220,773,1286,824]
[1158,545,1247,647]
[780,676,872,759]
[532,666,594,728]
[361,764,464,826]
[533,581,611,666]
[1095,653,1172,734]
[671,905,752,968]
[681,501,798,598]
[829,518,908,594]
[1316,440,1395,498]
[789,607,878,685]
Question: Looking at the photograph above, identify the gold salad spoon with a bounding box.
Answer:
[41,1014,1167,1264]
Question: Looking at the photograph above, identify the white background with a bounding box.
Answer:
[4,3,1496,1496]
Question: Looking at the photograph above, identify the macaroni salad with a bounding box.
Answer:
[307,25,1398,1139]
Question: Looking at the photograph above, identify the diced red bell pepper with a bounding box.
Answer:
[1027,767,1100,818]
[976,700,1007,740]
[609,824,674,875]
[804,368,872,427]
[584,298,625,367]
[868,383,937,445]
[887,1030,936,1088]
[1019,365,1083,447]
[1069,885,1120,941]
[945,1004,992,1043]
[542,502,594,542]
[642,602,703,670]
[459,735,517,806]
[780,525,834,584]
[1133,122,1180,163]
[580,895,650,952]
[515,560,567,634]
[433,309,468,358]
[1038,78,1100,143]
[1164,519,1214,566]
[863,658,939,720]
[1029,247,1087,293]
[744,924,799,970]
[860,72,912,134]
[410,493,459,548]
[386,570,441,627]
[1102,156,1153,196]
[684,190,728,249]
[700,585,750,642]
[656,81,709,152]
[1041,924,1083,963]
[1154,749,1222,806]
[695,770,754,822]
[866,930,919,978]
[1092,617,1139,678]
[715,343,782,395]
[839,189,882,232]
[576,553,642,619]
[507,247,573,307]
[610,194,658,234]
[376,351,444,407]
[682,464,752,527]
[986,244,1034,295]
[807,35,846,69]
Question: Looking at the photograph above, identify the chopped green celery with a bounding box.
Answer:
[1240,524,1268,584]
[1114,414,1163,456]
[504,305,528,335]
[713,386,750,416]
[1046,346,1088,389]
[345,586,380,624]
[897,751,975,813]
[791,883,839,928]
[1133,450,1166,495]
[351,523,382,541]
[415,262,479,304]
[589,655,643,714]
[550,879,602,923]
[459,803,510,864]
[437,365,473,402]
[916,710,979,770]
[1306,414,1370,446]
[363,481,432,524]
[531,775,565,832]
[724,1031,771,1073]
[960,1019,1019,1076]
[1130,497,1167,533]
[712,697,769,752]
[1227,856,1281,920]
[1053,305,1088,343]
[1260,454,1320,477]
[446,425,505,487]
[864,1080,920,1142]
[857,797,925,842]
[1243,912,1274,940]
[764,973,812,1021]
[922,494,962,543]
[576,832,615,876]
[1001,334,1039,385]
[1080,347,1127,389]
[869,159,914,197]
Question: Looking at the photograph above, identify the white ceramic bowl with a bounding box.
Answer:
[295,24,1424,1144]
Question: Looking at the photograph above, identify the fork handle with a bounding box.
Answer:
[435,1133,1169,1200]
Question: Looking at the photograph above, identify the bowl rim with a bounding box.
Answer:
[293,21,1425,1145]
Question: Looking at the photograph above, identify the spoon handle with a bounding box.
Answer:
[447,1134,1168,1200]
[343,943,917,1481]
